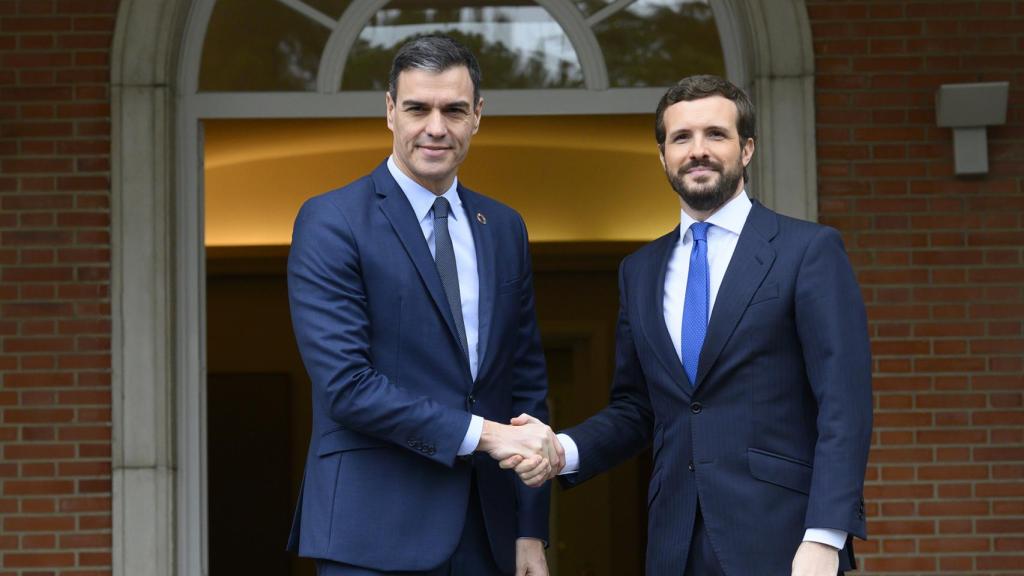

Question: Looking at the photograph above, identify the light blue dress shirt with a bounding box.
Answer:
[387,157,483,455]
[558,191,846,550]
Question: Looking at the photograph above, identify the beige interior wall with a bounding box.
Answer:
[204,115,681,246]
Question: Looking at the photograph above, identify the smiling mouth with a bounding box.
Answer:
[418,145,452,156]
[684,166,719,178]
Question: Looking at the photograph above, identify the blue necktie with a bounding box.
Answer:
[681,222,710,386]
[432,197,470,359]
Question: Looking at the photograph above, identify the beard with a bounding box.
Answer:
[666,157,744,213]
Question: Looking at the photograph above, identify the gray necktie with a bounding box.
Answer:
[432,197,469,359]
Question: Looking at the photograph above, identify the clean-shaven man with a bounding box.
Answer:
[287,35,562,576]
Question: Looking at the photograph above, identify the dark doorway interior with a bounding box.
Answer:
[208,373,293,575]
[206,243,650,575]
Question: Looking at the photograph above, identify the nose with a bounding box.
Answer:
[689,134,708,158]
[425,110,446,138]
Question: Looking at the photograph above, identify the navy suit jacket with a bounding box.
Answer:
[286,161,550,573]
[562,201,872,575]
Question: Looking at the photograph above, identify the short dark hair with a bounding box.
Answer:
[655,75,756,180]
[388,35,482,107]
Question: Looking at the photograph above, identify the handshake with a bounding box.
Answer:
[477,414,565,487]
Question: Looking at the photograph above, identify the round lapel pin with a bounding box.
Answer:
[476,212,487,224]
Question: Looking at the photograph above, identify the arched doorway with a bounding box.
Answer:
[110,1,817,574]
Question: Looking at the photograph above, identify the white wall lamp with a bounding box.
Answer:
[936,82,1010,176]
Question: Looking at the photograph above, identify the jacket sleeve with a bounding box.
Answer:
[287,196,472,466]
[559,258,655,488]
[795,226,873,539]
[508,215,552,541]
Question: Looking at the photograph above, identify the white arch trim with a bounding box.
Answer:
[308,0,610,93]
[110,1,817,575]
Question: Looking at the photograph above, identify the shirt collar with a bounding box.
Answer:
[679,189,752,240]
[387,155,462,222]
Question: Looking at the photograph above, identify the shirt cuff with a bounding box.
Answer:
[457,415,484,456]
[803,528,847,550]
[556,433,579,475]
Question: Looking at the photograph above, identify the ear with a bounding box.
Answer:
[658,145,667,171]
[472,97,484,135]
[385,92,396,132]
[741,137,755,167]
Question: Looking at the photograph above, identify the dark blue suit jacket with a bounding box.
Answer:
[562,202,872,575]
[286,161,550,573]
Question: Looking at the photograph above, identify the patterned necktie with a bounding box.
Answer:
[681,222,711,386]
[432,197,470,359]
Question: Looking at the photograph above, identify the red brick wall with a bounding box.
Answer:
[1,0,115,573]
[809,1,1024,574]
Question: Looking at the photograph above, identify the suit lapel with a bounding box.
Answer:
[372,164,467,366]
[460,186,495,382]
[694,201,777,389]
[637,227,692,395]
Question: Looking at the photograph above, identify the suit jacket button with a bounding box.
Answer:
[688,461,695,472]
[407,440,416,447]
[690,402,702,414]
[467,395,475,405]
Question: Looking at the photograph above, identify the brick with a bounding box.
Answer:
[59,533,111,549]
[4,443,74,460]
[3,552,75,568]
[864,483,935,500]
[918,465,990,481]
[21,426,55,441]
[870,520,936,536]
[22,533,57,548]
[996,537,1024,551]
[59,496,109,512]
[3,480,74,495]
[77,444,110,458]
[975,447,1024,463]
[919,537,990,553]
[4,372,74,387]
[977,555,1024,570]
[919,500,991,517]
[78,514,111,530]
[21,498,56,514]
[917,429,987,444]
[78,551,112,566]
[57,425,109,441]
[938,518,974,534]
[4,336,75,353]
[914,357,987,373]
[3,512,74,532]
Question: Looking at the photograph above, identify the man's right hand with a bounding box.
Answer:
[478,414,564,487]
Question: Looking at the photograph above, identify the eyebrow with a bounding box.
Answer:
[401,99,472,111]
[669,124,734,136]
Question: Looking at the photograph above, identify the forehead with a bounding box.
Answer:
[394,66,474,102]
[663,96,739,132]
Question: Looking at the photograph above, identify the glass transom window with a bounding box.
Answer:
[199,0,724,94]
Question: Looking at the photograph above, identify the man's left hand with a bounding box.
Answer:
[791,541,839,576]
[516,538,548,576]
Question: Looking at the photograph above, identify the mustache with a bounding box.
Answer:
[679,158,723,174]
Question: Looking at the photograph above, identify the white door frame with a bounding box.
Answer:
[110,1,817,574]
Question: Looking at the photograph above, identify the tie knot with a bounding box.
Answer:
[432,196,451,219]
[690,222,710,242]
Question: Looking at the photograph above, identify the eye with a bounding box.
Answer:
[708,130,727,139]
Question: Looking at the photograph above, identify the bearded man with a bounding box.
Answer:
[507,75,873,576]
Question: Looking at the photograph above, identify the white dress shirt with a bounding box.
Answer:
[559,191,847,550]
[386,157,484,455]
